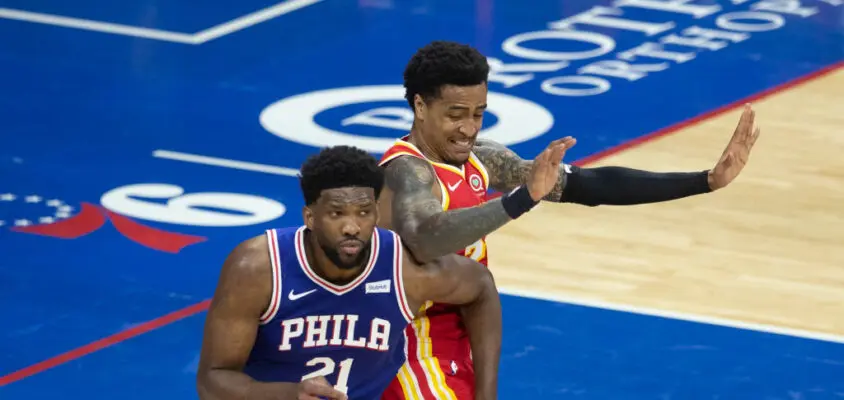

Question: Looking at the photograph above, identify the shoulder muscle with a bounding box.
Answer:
[209,235,273,320]
[383,155,438,194]
[382,155,443,235]
[198,234,273,373]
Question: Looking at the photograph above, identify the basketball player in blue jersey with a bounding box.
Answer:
[196,145,502,400]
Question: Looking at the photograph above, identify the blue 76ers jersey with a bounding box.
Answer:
[243,226,416,400]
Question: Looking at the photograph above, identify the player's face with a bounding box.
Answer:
[416,83,488,166]
[307,187,379,270]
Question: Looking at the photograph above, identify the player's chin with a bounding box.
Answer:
[335,255,360,270]
[444,148,472,165]
[335,250,364,269]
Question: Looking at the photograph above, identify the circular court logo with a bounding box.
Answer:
[259,85,555,153]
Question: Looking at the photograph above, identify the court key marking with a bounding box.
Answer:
[152,149,301,177]
[0,0,323,44]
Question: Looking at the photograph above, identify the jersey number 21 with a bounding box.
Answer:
[301,357,354,393]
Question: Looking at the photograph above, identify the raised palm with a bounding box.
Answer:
[527,137,577,201]
[708,104,761,190]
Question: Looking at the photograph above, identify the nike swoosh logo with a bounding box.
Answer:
[288,288,317,301]
[447,180,461,191]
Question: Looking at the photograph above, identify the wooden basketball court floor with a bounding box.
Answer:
[489,65,844,340]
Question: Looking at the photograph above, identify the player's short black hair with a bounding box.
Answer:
[403,40,490,108]
[299,145,384,205]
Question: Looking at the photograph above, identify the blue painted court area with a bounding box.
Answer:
[1,0,843,398]
[0,0,282,32]
[3,296,844,399]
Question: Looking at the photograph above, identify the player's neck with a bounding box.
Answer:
[407,129,447,164]
[303,230,366,285]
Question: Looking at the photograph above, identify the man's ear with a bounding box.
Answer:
[302,206,314,230]
[414,94,427,122]
[374,203,381,225]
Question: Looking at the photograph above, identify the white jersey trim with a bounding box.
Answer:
[377,150,409,167]
[468,151,491,192]
[391,232,415,323]
[294,226,379,295]
[259,229,283,325]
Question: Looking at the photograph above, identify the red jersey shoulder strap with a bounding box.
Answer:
[378,138,426,166]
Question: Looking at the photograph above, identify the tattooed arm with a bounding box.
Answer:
[383,156,514,263]
[474,138,715,207]
[473,139,568,201]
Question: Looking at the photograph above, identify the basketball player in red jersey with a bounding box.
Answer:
[377,41,761,400]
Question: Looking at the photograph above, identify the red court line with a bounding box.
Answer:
[1,60,841,388]
[0,300,211,386]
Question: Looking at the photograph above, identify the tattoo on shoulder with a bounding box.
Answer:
[383,156,443,237]
[384,155,436,194]
[472,139,531,193]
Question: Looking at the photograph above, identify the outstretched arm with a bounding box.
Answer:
[475,104,761,206]
[474,139,711,206]
[196,236,345,400]
[383,156,513,263]
[403,252,502,400]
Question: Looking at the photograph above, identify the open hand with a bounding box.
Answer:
[526,136,577,201]
[708,104,761,190]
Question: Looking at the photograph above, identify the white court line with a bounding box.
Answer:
[498,287,844,345]
[192,0,324,44]
[0,0,323,44]
[153,150,300,177]
[0,7,195,43]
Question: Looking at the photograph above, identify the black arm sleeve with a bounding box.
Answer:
[560,165,712,206]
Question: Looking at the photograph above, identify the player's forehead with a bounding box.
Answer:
[318,187,375,206]
[434,84,488,109]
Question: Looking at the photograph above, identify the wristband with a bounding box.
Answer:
[501,185,540,219]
